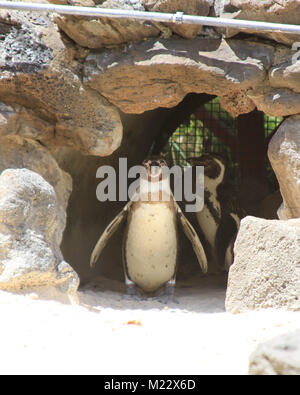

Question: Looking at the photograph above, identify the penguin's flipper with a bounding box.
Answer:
[90,200,134,268]
[174,200,208,274]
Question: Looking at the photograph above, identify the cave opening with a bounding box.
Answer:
[156,95,282,217]
[56,93,283,295]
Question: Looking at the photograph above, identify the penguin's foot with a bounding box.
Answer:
[123,285,144,302]
[156,286,179,305]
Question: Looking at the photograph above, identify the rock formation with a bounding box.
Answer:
[0,168,79,294]
[0,0,299,294]
[0,7,122,157]
[268,116,300,219]
[226,216,300,313]
[83,37,272,116]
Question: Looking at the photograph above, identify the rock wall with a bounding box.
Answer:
[49,0,300,118]
[226,216,300,313]
[0,136,80,294]
[268,116,300,220]
[0,0,300,291]
[0,168,79,294]
[0,7,122,157]
[1,0,298,121]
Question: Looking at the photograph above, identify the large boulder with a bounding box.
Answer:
[0,112,79,295]
[249,331,300,375]
[0,136,72,229]
[84,36,274,115]
[225,216,300,313]
[268,116,300,219]
[0,7,122,156]
[0,168,79,294]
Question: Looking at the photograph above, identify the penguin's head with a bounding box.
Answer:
[142,158,168,182]
[188,154,227,186]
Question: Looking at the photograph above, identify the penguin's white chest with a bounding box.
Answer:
[125,203,177,292]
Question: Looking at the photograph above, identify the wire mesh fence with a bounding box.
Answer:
[162,97,282,192]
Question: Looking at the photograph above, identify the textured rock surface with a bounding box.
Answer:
[270,61,300,94]
[0,136,72,227]
[0,8,122,156]
[0,102,54,145]
[268,116,300,219]
[84,37,274,114]
[55,0,161,49]
[0,136,73,293]
[2,0,300,293]
[52,0,300,46]
[226,216,300,313]
[0,2,299,126]
[249,331,300,375]
[0,168,79,293]
[248,87,300,117]
[248,59,300,116]
[143,0,213,39]
[217,0,300,45]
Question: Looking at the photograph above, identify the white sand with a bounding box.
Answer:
[0,274,300,375]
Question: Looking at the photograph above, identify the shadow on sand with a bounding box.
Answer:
[78,273,227,314]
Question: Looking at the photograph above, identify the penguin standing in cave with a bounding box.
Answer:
[189,154,242,271]
[90,158,208,302]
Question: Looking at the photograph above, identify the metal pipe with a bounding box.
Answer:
[1,1,300,35]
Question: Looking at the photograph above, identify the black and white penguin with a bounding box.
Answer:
[189,154,241,271]
[90,158,208,302]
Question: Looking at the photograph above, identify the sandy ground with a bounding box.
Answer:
[0,274,300,375]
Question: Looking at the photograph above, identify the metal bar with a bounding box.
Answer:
[0,1,300,35]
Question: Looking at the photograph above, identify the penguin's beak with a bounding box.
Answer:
[142,159,168,182]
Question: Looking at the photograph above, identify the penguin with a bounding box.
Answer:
[90,158,208,302]
[188,154,242,271]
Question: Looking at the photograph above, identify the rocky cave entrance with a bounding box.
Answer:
[2,3,300,373]
[2,2,300,300]
[55,93,283,294]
